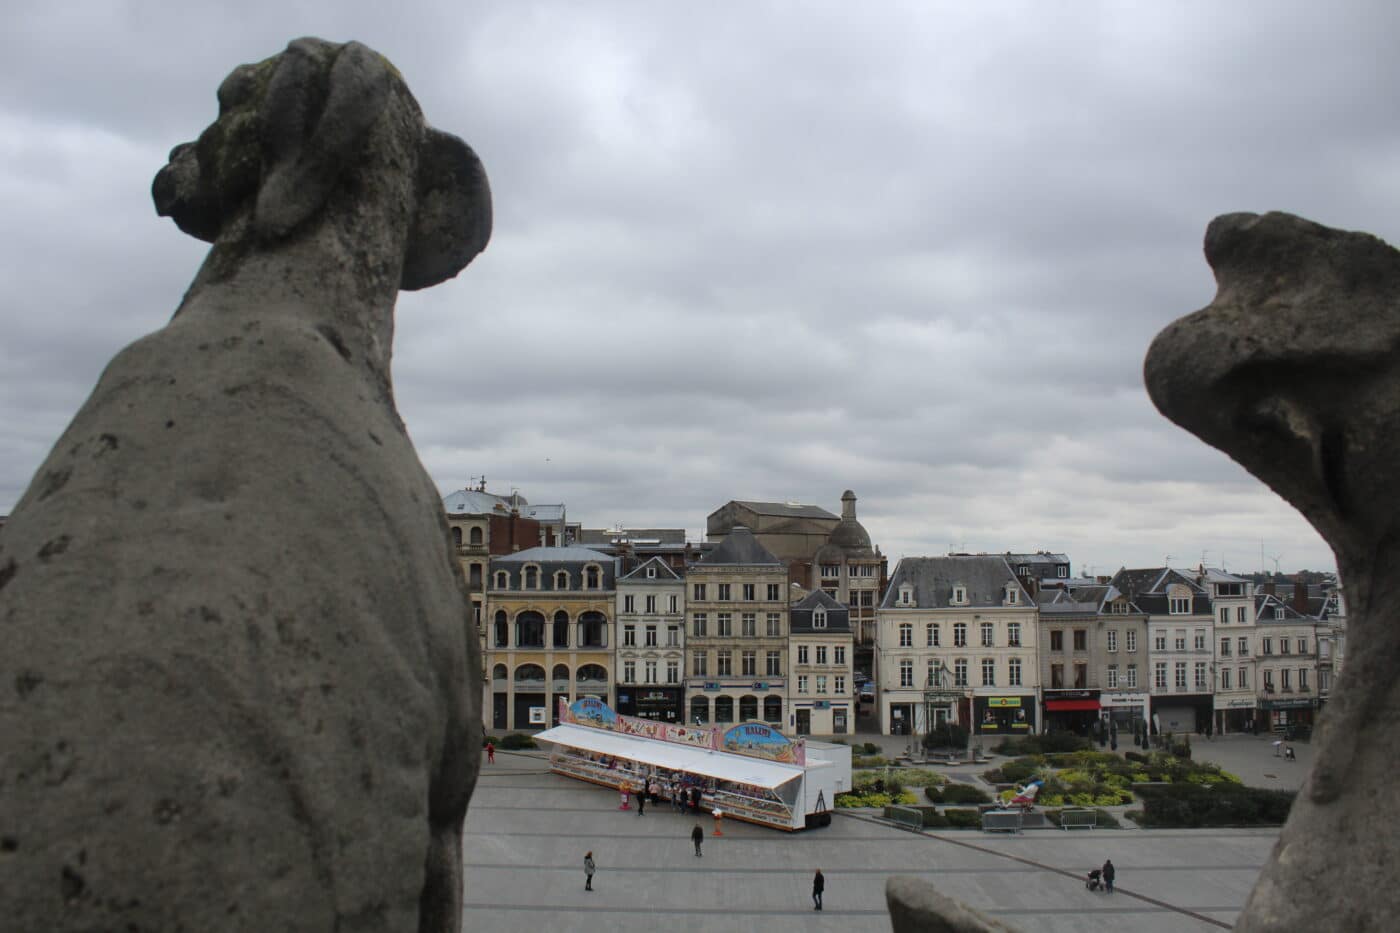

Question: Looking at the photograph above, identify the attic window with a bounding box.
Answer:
[1057,566,1068,578]
[898,584,914,607]
[646,566,656,579]
[951,585,967,606]
[813,608,827,629]
[1004,585,1019,605]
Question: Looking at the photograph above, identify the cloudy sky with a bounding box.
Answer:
[4,1,1392,577]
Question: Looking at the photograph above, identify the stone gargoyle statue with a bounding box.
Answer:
[0,38,489,932]
[883,211,1397,931]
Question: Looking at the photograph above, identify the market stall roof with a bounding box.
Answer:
[534,724,805,789]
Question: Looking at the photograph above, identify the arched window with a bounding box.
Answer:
[494,570,509,590]
[516,611,545,648]
[714,695,735,724]
[469,526,483,546]
[493,610,508,648]
[452,526,463,547]
[491,664,508,687]
[514,664,546,688]
[763,696,783,724]
[585,565,601,589]
[554,570,569,590]
[690,696,710,724]
[576,664,609,693]
[553,611,570,648]
[523,565,540,589]
[739,695,758,722]
[577,611,607,648]
[552,664,571,693]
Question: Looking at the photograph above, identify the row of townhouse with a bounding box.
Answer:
[476,526,857,736]
[873,556,1346,739]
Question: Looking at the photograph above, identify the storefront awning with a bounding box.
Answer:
[533,724,806,789]
[1045,699,1100,712]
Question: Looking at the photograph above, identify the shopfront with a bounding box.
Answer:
[1262,696,1318,732]
[1042,690,1101,734]
[1100,692,1150,732]
[974,695,1036,736]
[615,686,684,722]
[1215,697,1258,735]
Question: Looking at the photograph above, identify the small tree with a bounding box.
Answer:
[923,723,970,752]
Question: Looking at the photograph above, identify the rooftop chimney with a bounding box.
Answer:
[841,489,857,521]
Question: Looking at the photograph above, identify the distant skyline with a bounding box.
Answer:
[6,2,1388,576]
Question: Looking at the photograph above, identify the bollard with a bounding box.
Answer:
[712,808,724,836]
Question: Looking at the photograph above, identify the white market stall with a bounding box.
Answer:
[535,698,851,831]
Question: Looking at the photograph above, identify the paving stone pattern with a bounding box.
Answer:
[464,751,1277,932]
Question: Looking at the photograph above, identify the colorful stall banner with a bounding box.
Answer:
[559,697,717,749]
[720,722,806,766]
[562,696,617,730]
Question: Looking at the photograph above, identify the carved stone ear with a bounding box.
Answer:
[254,39,391,240]
[400,128,493,291]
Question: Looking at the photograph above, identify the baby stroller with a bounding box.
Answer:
[1086,869,1103,892]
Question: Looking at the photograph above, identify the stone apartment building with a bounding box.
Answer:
[876,556,1039,738]
[788,590,856,736]
[1202,568,1258,734]
[810,491,886,678]
[684,526,789,730]
[614,556,685,723]
[483,545,616,732]
[1254,589,1323,734]
[1111,568,1215,735]
[1036,581,1151,734]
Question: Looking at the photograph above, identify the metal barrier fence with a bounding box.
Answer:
[981,809,1023,834]
[1059,809,1097,830]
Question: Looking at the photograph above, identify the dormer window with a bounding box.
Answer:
[951,584,967,606]
[523,564,540,589]
[1004,585,1019,606]
[646,565,656,579]
[493,570,509,590]
[554,570,569,590]
[813,608,827,629]
[898,584,914,607]
[585,565,601,589]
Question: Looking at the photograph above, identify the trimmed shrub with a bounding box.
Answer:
[482,735,499,747]
[893,768,947,788]
[924,785,943,804]
[922,723,970,751]
[940,783,992,805]
[852,755,891,768]
[498,732,537,750]
[862,742,882,755]
[943,808,981,828]
[1134,783,1295,827]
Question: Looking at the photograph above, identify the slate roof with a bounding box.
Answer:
[790,589,853,634]
[880,556,1028,610]
[697,526,783,566]
[617,556,683,582]
[443,489,522,514]
[493,545,613,564]
[1110,567,1204,598]
[728,501,839,521]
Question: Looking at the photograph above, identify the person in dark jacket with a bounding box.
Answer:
[813,869,825,910]
[691,824,704,857]
[636,788,645,816]
[1102,859,1115,893]
[584,852,595,891]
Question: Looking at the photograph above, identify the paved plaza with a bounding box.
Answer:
[463,745,1283,932]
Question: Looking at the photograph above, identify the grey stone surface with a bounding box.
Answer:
[1146,211,1397,931]
[0,38,489,932]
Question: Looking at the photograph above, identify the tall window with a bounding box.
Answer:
[798,675,809,694]
[666,661,678,684]
[645,595,657,613]
[623,595,635,613]
[669,594,679,613]
[1008,657,1022,686]
[1073,629,1087,651]
[1236,606,1246,622]
[927,623,940,647]
[1154,662,1167,689]
[1195,662,1208,690]
[766,613,782,636]
[899,623,913,647]
[1154,632,1167,651]
[1298,637,1308,654]
[1264,670,1274,691]
[1174,631,1187,651]
[834,645,846,665]
[585,566,600,589]
[1237,637,1248,656]
[1220,637,1231,656]
[717,613,732,636]
[982,658,996,686]
[1007,622,1021,647]
[1174,663,1187,689]
[1106,630,1117,653]
[812,609,827,629]
[766,651,781,675]
[816,675,828,694]
[717,650,732,676]
[1238,666,1248,689]
[717,584,731,601]
[981,622,994,647]
[1194,630,1206,651]
[693,583,707,600]
[692,613,707,637]
[623,625,636,646]
[954,623,967,647]
[798,645,809,664]
[1126,664,1137,687]
[1281,669,1292,690]
[954,658,968,686]
[835,675,846,694]
[1051,663,1064,689]
[1050,630,1064,651]
[1220,607,1229,625]
[645,661,657,684]
[1220,668,1231,689]
[741,613,756,636]
[645,625,657,647]
[623,661,636,682]
[767,584,781,600]
[816,645,828,665]
[693,652,707,676]
[1073,663,1087,688]
[1126,630,1137,652]
[1299,668,1309,690]
[741,650,756,676]
[1106,665,1118,688]
[900,659,914,687]
[742,583,755,601]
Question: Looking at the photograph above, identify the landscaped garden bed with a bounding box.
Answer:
[982,750,1243,808]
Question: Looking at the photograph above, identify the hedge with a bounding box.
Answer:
[943,808,981,828]
[1133,783,1295,827]
[994,734,1093,755]
[498,732,538,750]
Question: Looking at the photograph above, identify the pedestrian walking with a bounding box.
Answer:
[691,824,704,857]
[636,789,646,816]
[1102,859,1115,894]
[485,741,495,764]
[584,852,596,891]
[812,868,825,910]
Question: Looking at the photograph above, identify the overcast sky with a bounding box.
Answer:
[4,1,1392,577]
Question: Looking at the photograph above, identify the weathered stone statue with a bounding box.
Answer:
[885,211,1398,930]
[0,37,489,931]
[1146,211,1395,932]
